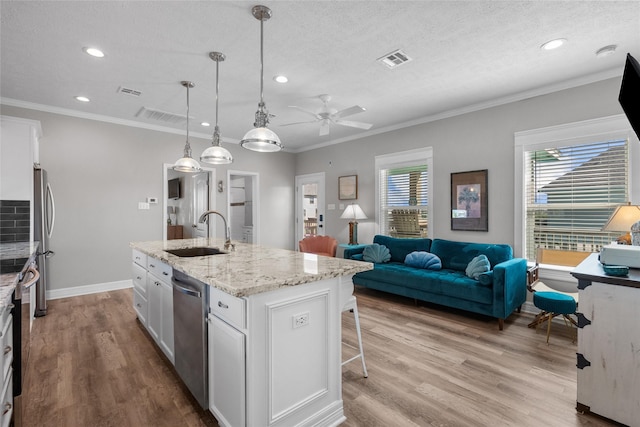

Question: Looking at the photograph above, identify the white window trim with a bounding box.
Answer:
[513,114,640,259]
[375,147,434,237]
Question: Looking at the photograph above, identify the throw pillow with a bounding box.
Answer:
[351,253,364,261]
[465,254,490,280]
[362,243,391,264]
[404,251,442,270]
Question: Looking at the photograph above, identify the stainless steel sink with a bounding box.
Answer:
[165,247,227,257]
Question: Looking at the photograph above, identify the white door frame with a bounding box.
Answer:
[295,172,326,248]
[227,170,260,245]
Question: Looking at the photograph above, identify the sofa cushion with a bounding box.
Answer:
[363,243,391,263]
[373,235,432,263]
[465,255,490,279]
[404,251,442,270]
[430,239,513,271]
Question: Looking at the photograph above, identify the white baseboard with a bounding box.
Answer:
[46,279,133,300]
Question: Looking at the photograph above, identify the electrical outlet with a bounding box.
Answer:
[293,312,310,328]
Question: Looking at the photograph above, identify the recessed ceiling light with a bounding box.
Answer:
[75,96,90,102]
[201,122,211,127]
[596,45,617,58]
[541,38,567,51]
[273,75,288,83]
[83,47,105,58]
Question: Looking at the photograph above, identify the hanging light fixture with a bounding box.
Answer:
[240,5,283,153]
[201,52,233,164]
[173,81,202,173]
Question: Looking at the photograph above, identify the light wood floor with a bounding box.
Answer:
[22,287,617,427]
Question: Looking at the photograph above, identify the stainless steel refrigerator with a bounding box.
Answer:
[33,165,55,316]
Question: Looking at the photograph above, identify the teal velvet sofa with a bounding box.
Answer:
[343,235,527,330]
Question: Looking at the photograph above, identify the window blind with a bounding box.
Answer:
[379,165,428,238]
[524,139,628,259]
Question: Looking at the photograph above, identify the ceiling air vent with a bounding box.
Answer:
[117,86,142,97]
[377,49,412,69]
[135,107,188,124]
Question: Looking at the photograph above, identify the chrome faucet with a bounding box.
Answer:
[198,210,234,251]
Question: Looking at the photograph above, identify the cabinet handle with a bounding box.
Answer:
[3,346,11,355]
[162,272,169,276]
[136,303,142,308]
[155,281,160,286]
[149,263,155,268]
[136,276,142,280]
[2,402,11,415]
[217,301,229,309]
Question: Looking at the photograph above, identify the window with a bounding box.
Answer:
[515,115,639,261]
[375,148,433,238]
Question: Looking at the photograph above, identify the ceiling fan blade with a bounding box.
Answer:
[334,119,373,130]
[333,105,365,119]
[279,120,319,127]
[319,120,330,136]
[288,106,321,119]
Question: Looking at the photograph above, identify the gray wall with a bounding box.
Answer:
[295,77,626,247]
[0,105,295,291]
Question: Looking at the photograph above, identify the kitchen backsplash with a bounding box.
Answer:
[0,200,30,242]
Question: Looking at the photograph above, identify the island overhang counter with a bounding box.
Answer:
[130,238,372,427]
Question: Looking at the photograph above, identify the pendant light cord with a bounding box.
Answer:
[184,83,192,157]
[260,17,264,106]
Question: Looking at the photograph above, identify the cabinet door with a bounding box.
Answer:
[160,280,174,364]
[209,315,245,427]
[147,275,162,342]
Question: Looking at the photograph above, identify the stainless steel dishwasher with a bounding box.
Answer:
[172,269,209,409]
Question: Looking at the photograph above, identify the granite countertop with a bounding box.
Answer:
[0,241,40,306]
[130,238,373,298]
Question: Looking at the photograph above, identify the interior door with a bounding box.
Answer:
[295,172,326,247]
[192,172,209,238]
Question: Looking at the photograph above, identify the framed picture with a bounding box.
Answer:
[339,175,358,200]
[451,169,488,231]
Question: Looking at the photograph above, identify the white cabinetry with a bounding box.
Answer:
[131,250,174,364]
[0,300,14,427]
[0,116,41,202]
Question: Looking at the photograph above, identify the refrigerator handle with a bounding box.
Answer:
[46,182,55,238]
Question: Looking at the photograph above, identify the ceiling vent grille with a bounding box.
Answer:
[377,49,412,69]
[135,107,188,124]
[117,86,142,97]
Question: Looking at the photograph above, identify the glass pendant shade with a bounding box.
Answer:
[241,5,282,153]
[240,127,282,152]
[201,52,233,165]
[173,81,202,173]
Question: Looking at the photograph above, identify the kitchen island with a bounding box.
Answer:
[130,238,372,427]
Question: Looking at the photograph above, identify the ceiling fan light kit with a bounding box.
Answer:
[240,5,283,153]
[173,81,203,173]
[200,51,233,165]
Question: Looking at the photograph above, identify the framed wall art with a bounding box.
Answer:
[451,169,488,231]
[338,175,358,200]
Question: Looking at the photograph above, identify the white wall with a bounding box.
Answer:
[0,105,295,292]
[295,77,627,247]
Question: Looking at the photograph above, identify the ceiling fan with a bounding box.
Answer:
[281,94,373,136]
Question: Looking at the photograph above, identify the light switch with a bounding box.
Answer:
[138,202,150,210]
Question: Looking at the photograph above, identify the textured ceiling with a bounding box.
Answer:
[1,1,639,152]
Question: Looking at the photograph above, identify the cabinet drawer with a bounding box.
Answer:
[131,263,147,295]
[210,287,246,330]
[0,315,12,384]
[132,249,147,267]
[147,258,171,281]
[133,289,148,326]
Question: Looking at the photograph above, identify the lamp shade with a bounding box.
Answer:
[240,127,282,152]
[173,155,201,173]
[200,144,233,164]
[602,203,640,231]
[341,204,367,221]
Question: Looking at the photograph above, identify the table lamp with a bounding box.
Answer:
[341,203,367,245]
[602,202,640,245]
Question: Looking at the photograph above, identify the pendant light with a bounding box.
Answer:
[201,52,233,164]
[173,81,202,173]
[240,5,283,153]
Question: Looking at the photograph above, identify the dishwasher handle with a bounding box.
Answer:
[172,280,201,298]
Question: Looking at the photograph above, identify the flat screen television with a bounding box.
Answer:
[168,178,180,199]
[619,53,640,139]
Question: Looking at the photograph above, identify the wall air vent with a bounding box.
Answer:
[135,106,188,124]
[117,86,142,97]
[377,49,413,69]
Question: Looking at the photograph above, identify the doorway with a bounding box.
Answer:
[163,164,216,240]
[226,171,259,245]
[295,172,326,247]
